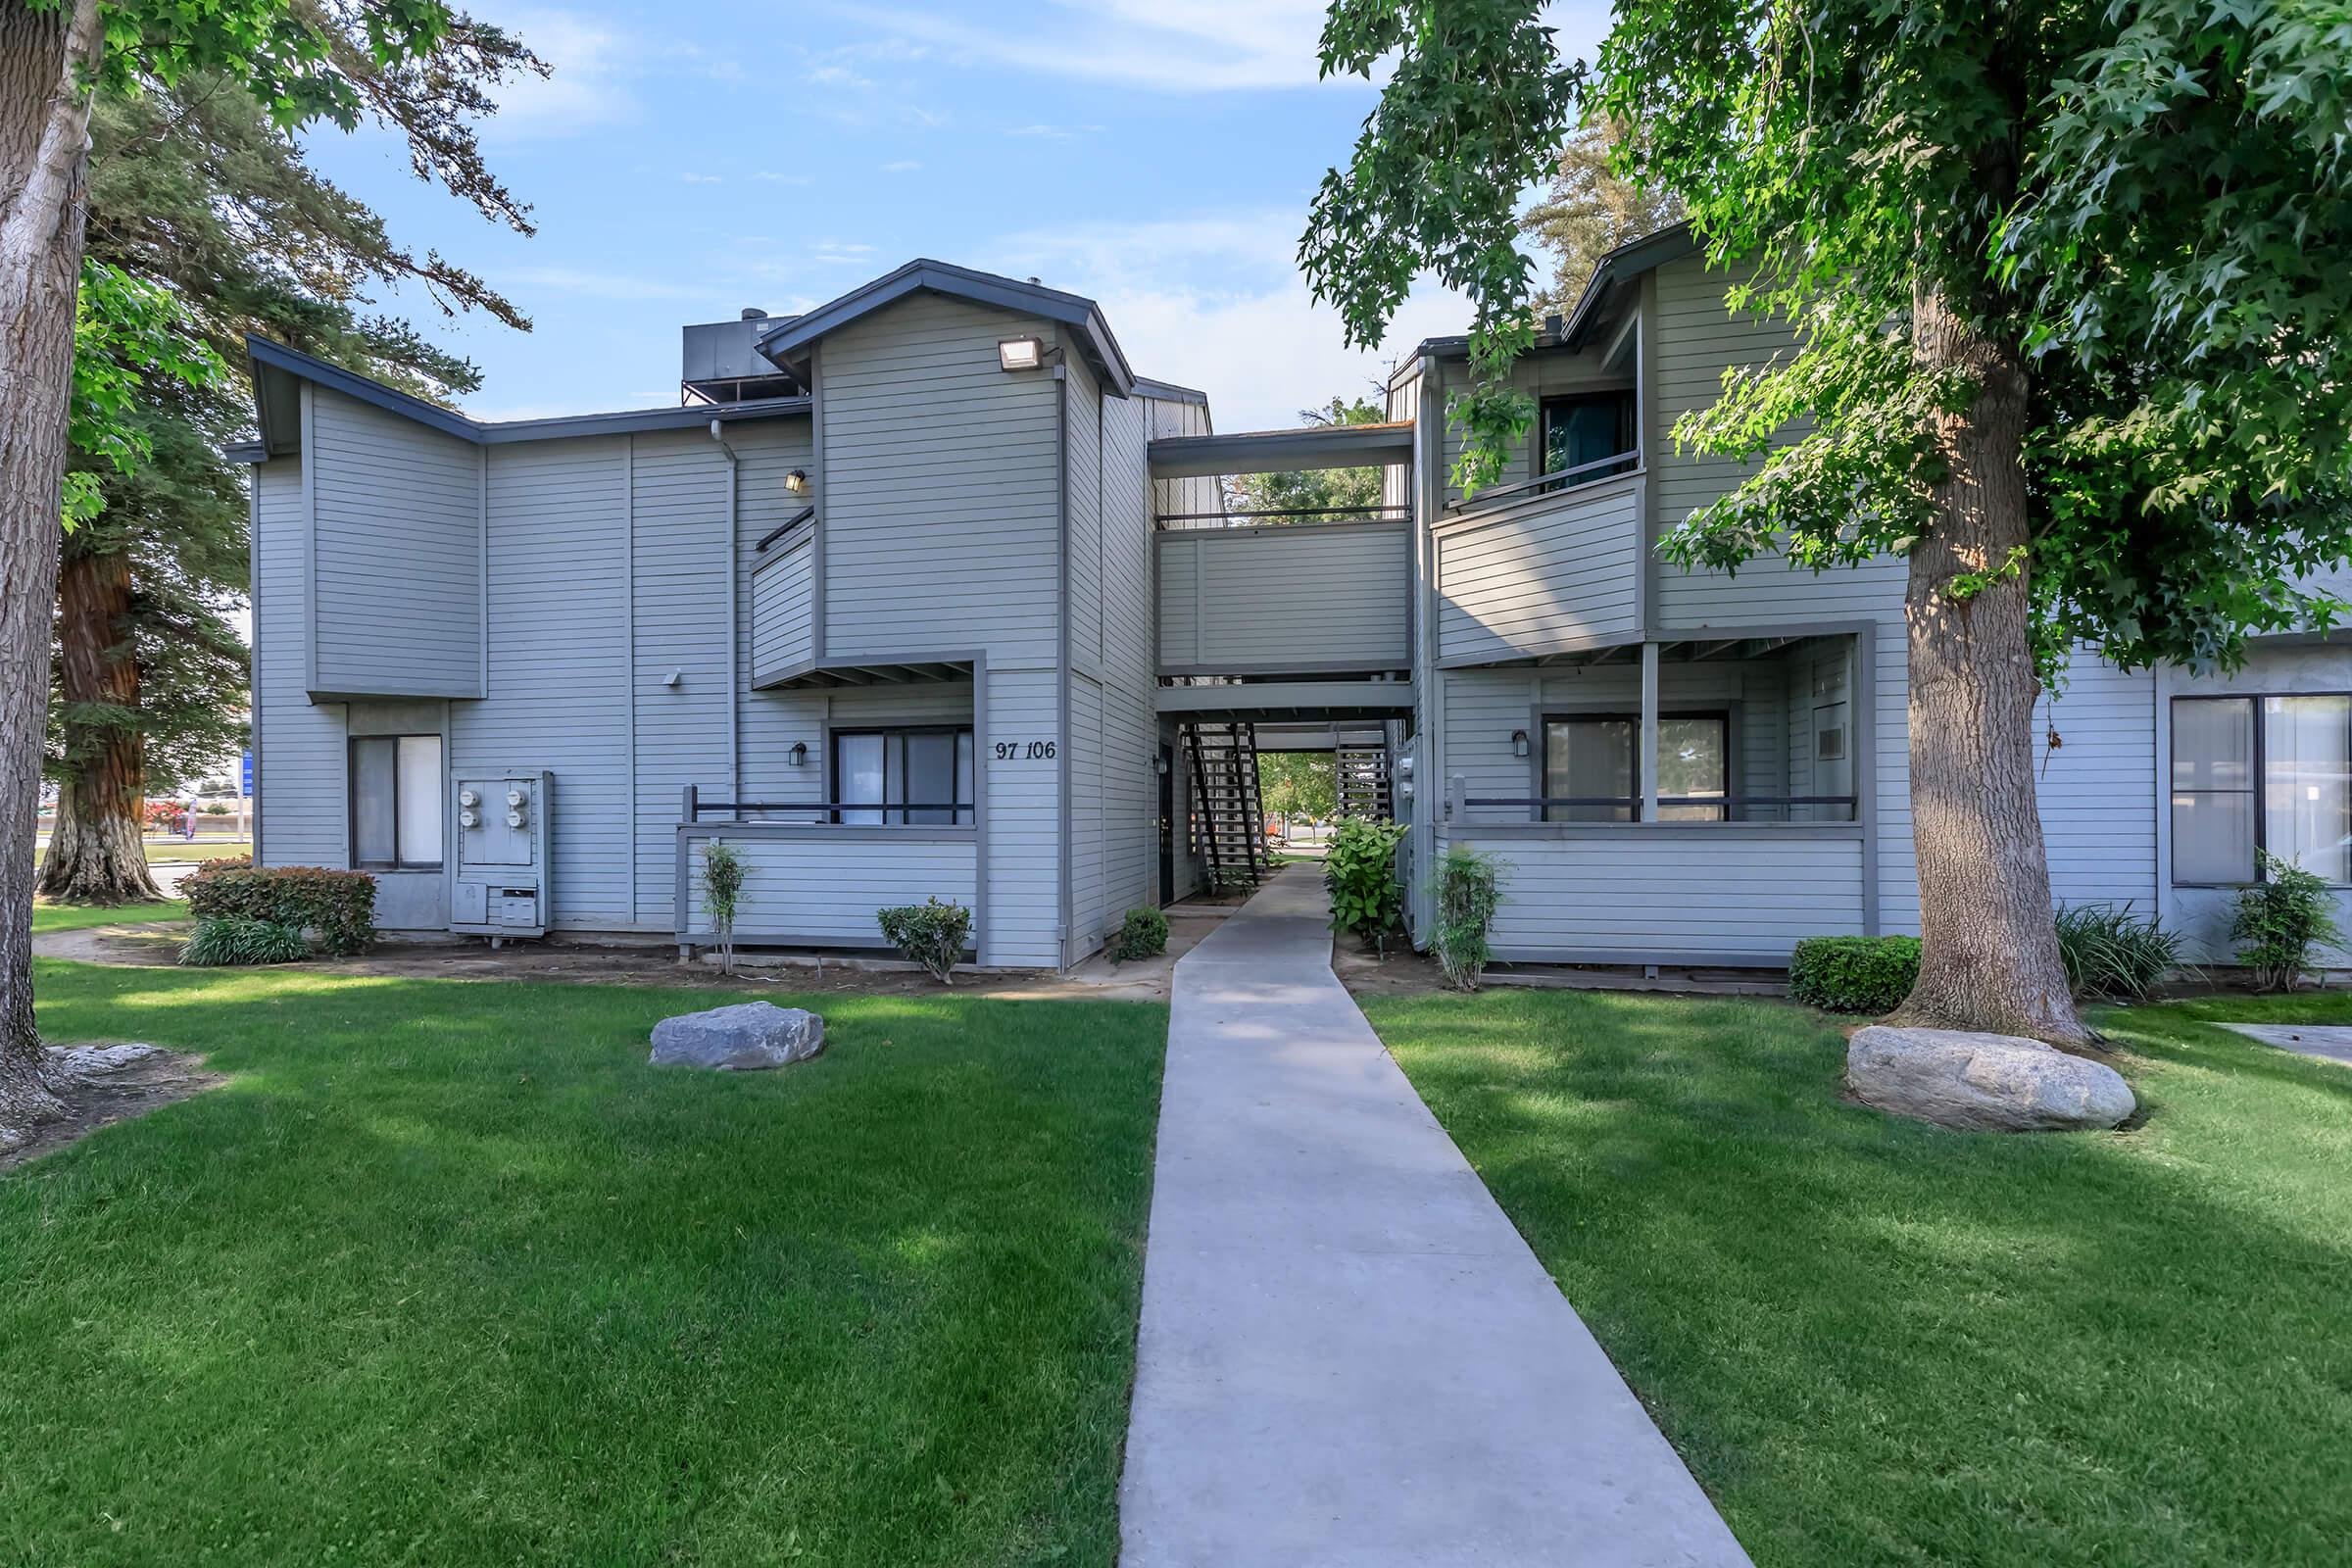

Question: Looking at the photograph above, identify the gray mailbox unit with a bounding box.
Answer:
[451,770,551,941]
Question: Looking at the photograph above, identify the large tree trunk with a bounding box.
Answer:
[38,547,162,904]
[1891,279,2091,1046]
[0,0,105,1143]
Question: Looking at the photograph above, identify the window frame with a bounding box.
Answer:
[828,724,976,827]
[1538,709,1734,823]
[347,733,445,872]
[2170,691,2352,888]
[1536,389,1638,483]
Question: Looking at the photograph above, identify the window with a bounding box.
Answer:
[350,734,443,870]
[2171,694,2350,885]
[832,728,975,825]
[1539,391,1637,482]
[1543,712,1729,822]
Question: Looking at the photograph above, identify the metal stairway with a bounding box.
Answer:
[1185,720,1269,891]
[1336,727,1394,820]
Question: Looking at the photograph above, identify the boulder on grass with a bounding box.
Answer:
[1846,1025,2134,1132]
[650,1003,825,1071]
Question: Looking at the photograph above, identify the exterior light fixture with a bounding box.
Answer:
[788,741,808,767]
[998,336,1045,372]
[1510,729,1530,759]
[1152,754,1169,776]
[784,468,808,495]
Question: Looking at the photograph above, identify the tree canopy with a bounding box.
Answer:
[1222,394,1392,520]
[1521,121,1682,318]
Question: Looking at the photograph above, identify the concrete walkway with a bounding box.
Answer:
[1119,866,1750,1567]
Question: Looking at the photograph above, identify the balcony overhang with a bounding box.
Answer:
[755,657,975,691]
[1157,679,1415,723]
[1149,421,1414,479]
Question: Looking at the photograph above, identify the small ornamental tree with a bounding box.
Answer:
[701,840,746,977]
[1304,0,2352,1044]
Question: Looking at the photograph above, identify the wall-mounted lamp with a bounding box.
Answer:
[1152,754,1169,776]
[787,741,808,767]
[998,336,1045,372]
[1510,728,1530,760]
[784,468,808,495]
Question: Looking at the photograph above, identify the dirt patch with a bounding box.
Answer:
[1,1044,224,1171]
[1332,937,1454,999]
[32,909,1247,1004]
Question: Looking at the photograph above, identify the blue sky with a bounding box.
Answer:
[299,0,1611,432]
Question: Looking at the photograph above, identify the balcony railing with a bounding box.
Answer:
[1445,449,1640,517]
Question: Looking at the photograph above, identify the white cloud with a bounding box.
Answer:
[480,11,642,139]
[752,171,814,184]
[681,172,724,184]
[501,266,711,301]
[987,210,1470,431]
[880,159,922,173]
[1004,122,1101,140]
[836,0,1353,92]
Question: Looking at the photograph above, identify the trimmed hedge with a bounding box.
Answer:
[186,864,375,956]
[1109,906,1168,962]
[1788,935,1921,1014]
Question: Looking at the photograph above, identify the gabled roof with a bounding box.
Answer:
[755,259,1136,397]
[236,336,809,460]
[1407,220,1702,363]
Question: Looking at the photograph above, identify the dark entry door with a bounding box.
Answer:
[1158,743,1177,906]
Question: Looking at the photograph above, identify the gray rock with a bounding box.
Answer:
[1846,1025,2135,1132]
[650,1003,825,1071]
[47,1042,166,1079]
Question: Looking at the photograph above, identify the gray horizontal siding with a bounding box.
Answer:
[453,437,634,929]
[1156,521,1408,672]
[1436,476,1641,664]
[749,532,816,681]
[821,292,1061,666]
[681,831,978,946]
[252,457,347,868]
[1442,826,1867,961]
[309,385,482,698]
[2037,652,2159,912]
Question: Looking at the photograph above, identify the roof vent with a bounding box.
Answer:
[740,307,767,320]
[1025,276,1041,286]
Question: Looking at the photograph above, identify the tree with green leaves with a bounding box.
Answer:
[40,71,532,905]
[1521,121,1682,317]
[1,0,537,1142]
[1258,752,1339,824]
[1221,394,1392,521]
[1304,0,2352,1042]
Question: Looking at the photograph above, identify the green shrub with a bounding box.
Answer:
[1324,816,1407,948]
[2230,852,2345,991]
[185,864,375,955]
[876,897,973,985]
[1109,906,1168,962]
[1430,844,1501,991]
[701,840,747,976]
[2054,902,2183,1002]
[1788,935,1921,1014]
[181,916,311,966]
[200,802,233,815]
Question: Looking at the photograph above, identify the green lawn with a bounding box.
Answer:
[1363,987,2352,1567]
[31,898,187,933]
[5,960,1167,1565]
[33,837,249,867]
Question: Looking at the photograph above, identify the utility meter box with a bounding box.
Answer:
[451,771,551,940]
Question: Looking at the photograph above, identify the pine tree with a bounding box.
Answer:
[38,67,534,903]
[1519,122,1682,317]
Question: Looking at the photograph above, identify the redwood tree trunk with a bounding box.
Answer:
[38,547,163,904]
[1891,279,2090,1046]
[0,0,105,1141]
